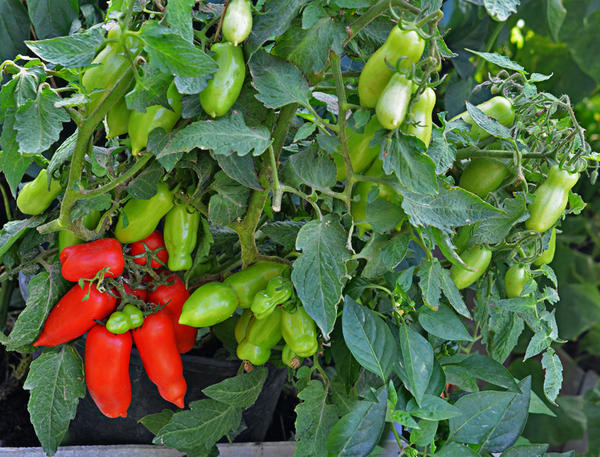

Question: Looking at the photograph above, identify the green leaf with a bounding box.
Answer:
[380,232,410,270]
[440,268,471,318]
[15,86,69,154]
[397,325,433,406]
[365,199,405,234]
[382,134,438,196]
[483,0,519,22]
[470,196,529,245]
[399,183,502,234]
[489,310,525,363]
[215,154,262,190]
[202,367,267,408]
[342,297,397,380]
[126,161,163,199]
[139,23,218,79]
[208,172,251,225]
[437,442,480,457]
[0,217,46,262]
[546,0,566,42]
[165,0,194,42]
[541,349,562,403]
[7,268,68,351]
[246,0,311,57]
[302,2,327,29]
[125,67,173,113]
[466,49,526,72]
[453,354,520,391]
[0,114,34,195]
[148,111,272,158]
[139,409,175,435]
[292,215,350,338]
[555,283,600,339]
[0,0,30,62]
[289,148,336,189]
[501,444,548,457]
[428,124,457,175]
[326,386,387,457]
[23,345,85,456]
[248,50,311,109]
[410,419,438,447]
[465,101,512,139]
[294,380,338,457]
[70,195,112,222]
[356,233,391,279]
[261,221,306,252]
[417,259,443,310]
[153,399,242,456]
[418,303,473,341]
[406,394,461,420]
[481,377,531,452]
[47,131,77,178]
[273,18,345,74]
[27,0,78,39]
[25,28,104,67]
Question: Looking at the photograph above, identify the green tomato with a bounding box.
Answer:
[333,116,382,181]
[282,344,302,369]
[223,261,290,308]
[375,73,413,130]
[122,304,144,329]
[406,87,436,146]
[459,158,511,198]
[106,97,131,138]
[244,308,282,348]
[164,204,200,271]
[358,27,425,108]
[179,282,239,327]
[222,0,252,46]
[504,264,532,298]
[250,276,294,320]
[525,165,580,233]
[114,182,174,244]
[234,309,253,343]
[534,228,556,266]
[16,169,62,216]
[450,245,492,290]
[236,340,271,366]
[451,96,514,141]
[106,311,131,334]
[281,306,318,358]
[199,42,245,118]
[128,81,182,156]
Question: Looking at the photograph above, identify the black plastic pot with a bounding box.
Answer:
[66,342,286,445]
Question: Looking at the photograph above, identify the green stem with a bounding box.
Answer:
[268,146,282,212]
[78,154,152,198]
[0,181,12,221]
[280,185,323,220]
[232,104,298,267]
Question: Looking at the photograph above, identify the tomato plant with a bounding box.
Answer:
[0,1,599,456]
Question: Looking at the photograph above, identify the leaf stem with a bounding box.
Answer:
[0,181,12,221]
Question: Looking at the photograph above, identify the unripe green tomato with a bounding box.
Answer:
[459,158,510,198]
[534,228,556,266]
[58,210,101,253]
[122,304,144,329]
[504,264,532,298]
[164,204,200,271]
[17,169,62,216]
[128,82,182,156]
[525,165,580,233]
[245,308,282,348]
[222,0,252,46]
[358,27,425,108]
[223,261,290,308]
[179,282,239,327]
[450,245,492,290]
[234,310,253,343]
[375,73,413,130]
[406,87,436,147]
[281,306,318,357]
[106,311,131,334]
[199,42,245,118]
[114,182,174,244]
[282,344,302,369]
[333,116,382,181]
[82,26,133,115]
[236,340,271,365]
[450,96,514,141]
[106,97,130,138]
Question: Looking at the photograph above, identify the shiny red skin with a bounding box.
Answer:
[147,275,197,354]
[121,283,148,302]
[60,238,125,282]
[132,311,187,408]
[129,231,169,269]
[34,283,117,347]
[85,325,132,418]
